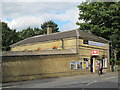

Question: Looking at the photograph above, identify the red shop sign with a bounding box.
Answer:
[92,50,98,55]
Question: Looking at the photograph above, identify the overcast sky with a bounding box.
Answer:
[1,0,85,32]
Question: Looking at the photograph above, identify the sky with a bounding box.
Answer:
[1,0,86,32]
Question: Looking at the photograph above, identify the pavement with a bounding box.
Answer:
[2,71,119,88]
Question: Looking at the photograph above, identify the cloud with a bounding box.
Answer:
[2,2,82,31]
[2,2,79,18]
[0,2,2,20]
[2,0,85,2]
[5,16,44,30]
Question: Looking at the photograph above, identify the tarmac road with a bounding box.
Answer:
[2,71,119,89]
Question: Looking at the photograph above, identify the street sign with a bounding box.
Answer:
[92,50,99,55]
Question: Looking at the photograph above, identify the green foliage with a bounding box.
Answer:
[1,20,59,51]
[41,20,59,34]
[18,27,44,40]
[18,27,35,40]
[1,22,20,51]
[110,58,115,65]
[34,27,43,35]
[77,2,120,60]
[0,21,2,51]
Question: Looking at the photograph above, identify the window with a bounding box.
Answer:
[82,62,86,69]
[77,62,82,69]
[86,62,89,69]
[102,58,107,68]
[82,62,89,69]
[83,58,88,61]
[83,40,88,44]
[70,62,89,69]
[70,62,77,69]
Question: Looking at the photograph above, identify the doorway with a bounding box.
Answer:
[90,56,101,73]
[90,58,96,73]
[90,58,93,72]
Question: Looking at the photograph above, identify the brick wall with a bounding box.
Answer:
[4,38,110,82]
[2,54,91,82]
[11,38,77,51]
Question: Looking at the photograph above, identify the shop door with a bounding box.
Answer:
[90,58,96,73]
[90,58,93,72]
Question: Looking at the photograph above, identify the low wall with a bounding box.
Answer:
[2,54,91,82]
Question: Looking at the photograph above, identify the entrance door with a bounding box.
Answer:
[90,58,95,73]
[90,58,93,72]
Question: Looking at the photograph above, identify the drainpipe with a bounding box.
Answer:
[61,39,64,50]
[76,29,80,54]
[108,41,111,71]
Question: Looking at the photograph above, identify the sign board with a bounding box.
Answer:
[89,41,105,47]
[92,50,99,55]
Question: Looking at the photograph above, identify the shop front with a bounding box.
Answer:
[90,56,102,73]
[90,50,108,73]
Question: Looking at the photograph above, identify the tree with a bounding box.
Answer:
[0,21,2,51]
[1,20,60,51]
[18,27,36,40]
[1,22,20,51]
[77,2,120,61]
[33,27,43,35]
[41,20,59,34]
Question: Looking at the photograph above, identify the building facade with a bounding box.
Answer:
[10,29,110,73]
[2,29,110,82]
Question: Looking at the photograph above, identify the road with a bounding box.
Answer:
[2,71,119,89]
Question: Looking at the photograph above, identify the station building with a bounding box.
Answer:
[2,28,110,82]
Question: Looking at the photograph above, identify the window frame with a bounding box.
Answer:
[77,62,83,69]
[70,62,77,69]
[102,58,107,68]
